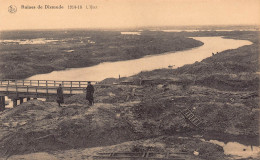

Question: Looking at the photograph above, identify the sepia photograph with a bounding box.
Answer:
[0,0,259,159]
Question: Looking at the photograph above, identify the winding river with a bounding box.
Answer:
[27,36,252,81]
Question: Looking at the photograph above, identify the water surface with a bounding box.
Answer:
[208,139,260,159]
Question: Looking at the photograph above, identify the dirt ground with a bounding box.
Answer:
[5,136,227,160]
[0,99,228,160]
[0,78,258,159]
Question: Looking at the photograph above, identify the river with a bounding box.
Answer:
[27,36,252,81]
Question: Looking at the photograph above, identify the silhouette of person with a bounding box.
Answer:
[86,82,94,105]
[57,84,64,107]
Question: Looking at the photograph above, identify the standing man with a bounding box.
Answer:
[57,84,64,107]
[86,81,94,105]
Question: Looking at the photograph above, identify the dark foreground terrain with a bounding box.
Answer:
[0,30,259,159]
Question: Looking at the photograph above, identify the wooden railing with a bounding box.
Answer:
[0,85,86,95]
[0,79,99,95]
[0,79,98,88]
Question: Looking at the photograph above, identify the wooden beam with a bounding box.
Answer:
[0,96,5,111]
[13,98,17,107]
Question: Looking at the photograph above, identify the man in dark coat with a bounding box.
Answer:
[57,84,64,107]
[86,81,94,105]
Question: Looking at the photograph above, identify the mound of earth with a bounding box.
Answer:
[6,135,227,160]
[0,100,143,157]
[1,75,257,159]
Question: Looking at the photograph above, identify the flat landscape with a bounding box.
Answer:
[0,27,259,159]
[0,30,203,79]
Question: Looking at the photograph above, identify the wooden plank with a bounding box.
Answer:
[181,108,202,128]
[0,87,84,95]
[146,151,150,158]
[166,152,169,158]
[93,156,185,160]
[93,151,185,160]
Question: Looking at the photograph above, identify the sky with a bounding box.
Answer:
[0,0,259,30]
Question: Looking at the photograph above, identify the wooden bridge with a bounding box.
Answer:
[0,79,98,110]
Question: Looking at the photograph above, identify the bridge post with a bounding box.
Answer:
[13,98,17,107]
[46,87,49,100]
[19,97,24,104]
[0,96,5,111]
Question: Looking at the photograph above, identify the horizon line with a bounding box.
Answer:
[0,24,259,32]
